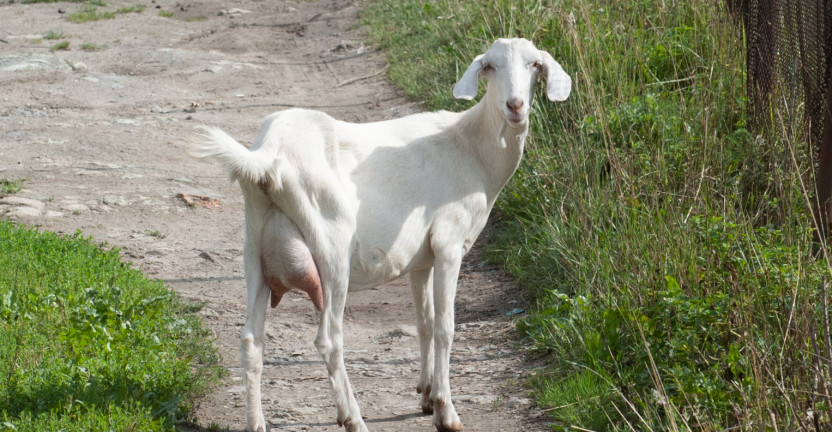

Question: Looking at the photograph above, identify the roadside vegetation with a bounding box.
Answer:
[0,220,224,431]
[364,0,831,429]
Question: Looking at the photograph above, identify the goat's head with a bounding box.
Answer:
[453,38,571,126]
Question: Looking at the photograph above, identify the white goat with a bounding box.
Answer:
[192,38,571,432]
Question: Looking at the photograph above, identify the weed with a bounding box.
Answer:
[68,4,114,23]
[206,422,230,432]
[42,31,65,40]
[0,179,24,198]
[116,5,144,14]
[145,230,167,239]
[186,16,206,22]
[80,42,105,51]
[158,10,174,18]
[49,40,69,51]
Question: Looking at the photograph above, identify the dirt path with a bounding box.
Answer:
[0,1,547,430]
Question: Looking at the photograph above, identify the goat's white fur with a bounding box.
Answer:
[192,38,570,432]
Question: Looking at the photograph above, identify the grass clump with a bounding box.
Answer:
[158,10,174,18]
[49,40,70,52]
[80,42,105,51]
[365,0,832,429]
[42,31,65,40]
[0,222,224,431]
[0,179,25,198]
[69,4,115,23]
[116,5,145,14]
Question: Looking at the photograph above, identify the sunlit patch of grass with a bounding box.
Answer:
[0,222,225,430]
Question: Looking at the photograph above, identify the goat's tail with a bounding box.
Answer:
[190,126,279,187]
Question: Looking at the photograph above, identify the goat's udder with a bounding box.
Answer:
[265,271,323,312]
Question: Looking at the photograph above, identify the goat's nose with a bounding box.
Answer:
[506,98,524,113]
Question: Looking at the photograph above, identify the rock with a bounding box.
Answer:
[504,397,532,410]
[0,196,45,210]
[6,206,41,218]
[64,59,88,72]
[103,195,129,206]
[44,211,64,219]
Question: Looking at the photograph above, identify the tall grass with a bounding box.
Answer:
[364,0,832,429]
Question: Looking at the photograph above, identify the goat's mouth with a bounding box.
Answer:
[506,113,527,126]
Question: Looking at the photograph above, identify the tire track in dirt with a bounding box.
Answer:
[0,1,548,430]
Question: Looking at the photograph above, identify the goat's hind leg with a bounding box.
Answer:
[241,248,271,432]
[409,268,435,414]
[314,243,368,432]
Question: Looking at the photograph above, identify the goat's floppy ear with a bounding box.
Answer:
[540,51,572,102]
[453,54,485,100]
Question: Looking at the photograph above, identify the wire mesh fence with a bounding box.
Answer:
[732,0,832,235]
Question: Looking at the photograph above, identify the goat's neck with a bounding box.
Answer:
[456,95,528,201]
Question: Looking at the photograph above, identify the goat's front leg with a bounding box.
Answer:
[409,268,435,414]
[241,253,271,432]
[430,252,464,432]
[314,251,368,432]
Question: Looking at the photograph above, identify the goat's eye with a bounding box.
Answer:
[532,61,542,70]
[482,63,494,72]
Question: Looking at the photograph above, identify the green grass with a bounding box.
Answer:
[0,222,224,431]
[0,179,25,198]
[158,10,174,18]
[49,40,70,52]
[364,0,832,430]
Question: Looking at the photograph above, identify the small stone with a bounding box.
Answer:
[44,210,64,219]
[0,196,45,210]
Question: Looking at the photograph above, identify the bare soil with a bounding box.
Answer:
[0,1,549,430]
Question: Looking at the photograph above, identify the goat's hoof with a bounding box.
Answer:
[417,385,433,414]
[432,397,463,432]
[342,416,370,432]
[246,416,267,432]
